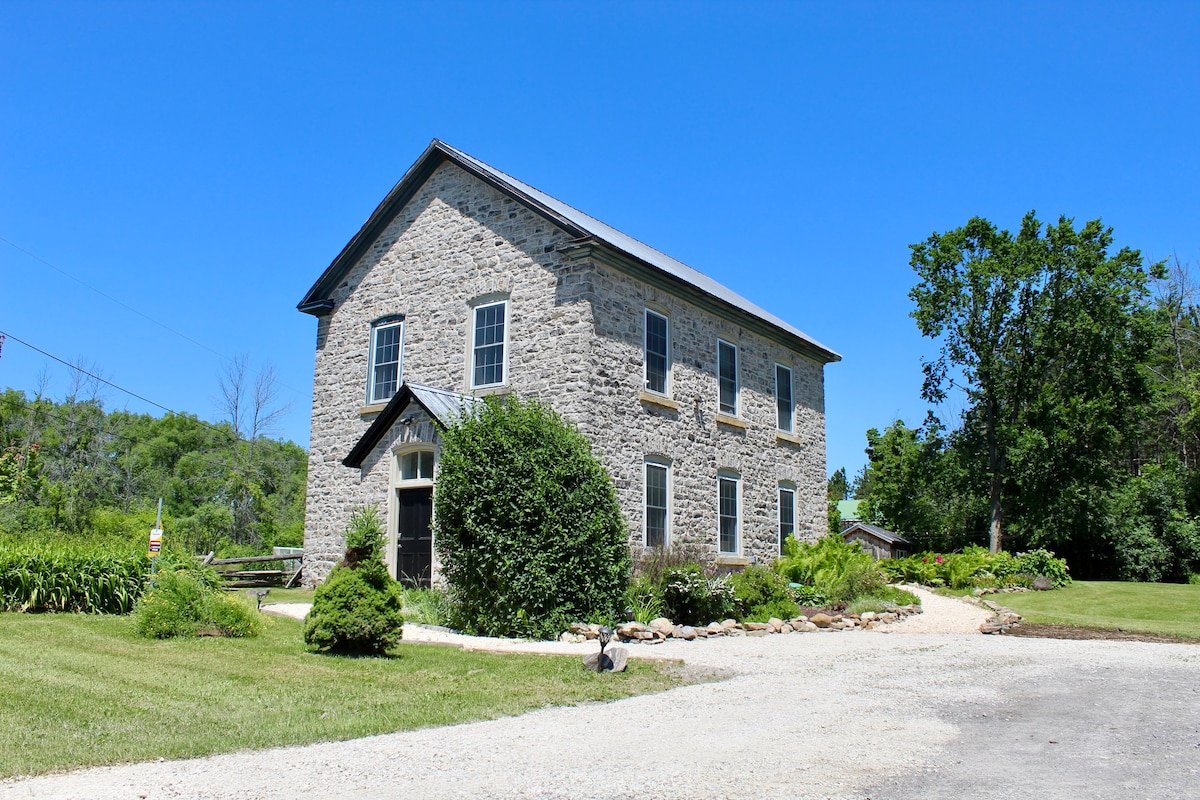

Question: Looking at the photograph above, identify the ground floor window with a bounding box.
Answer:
[718,472,739,553]
[778,485,795,554]
[644,459,669,548]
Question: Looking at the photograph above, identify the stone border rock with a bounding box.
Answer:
[969,597,1023,634]
[560,605,924,644]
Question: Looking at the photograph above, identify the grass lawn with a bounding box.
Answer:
[999,580,1200,639]
[0,612,692,778]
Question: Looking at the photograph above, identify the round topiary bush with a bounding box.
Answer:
[303,506,404,655]
[435,396,629,639]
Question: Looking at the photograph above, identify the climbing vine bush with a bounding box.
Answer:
[435,396,629,639]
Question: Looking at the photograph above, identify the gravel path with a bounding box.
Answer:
[5,593,1198,800]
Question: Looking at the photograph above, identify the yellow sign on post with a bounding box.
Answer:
[148,528,163,559]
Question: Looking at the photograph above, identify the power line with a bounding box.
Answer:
[0,235,227,359]
[0,234,309,399]
[0,329,177,415]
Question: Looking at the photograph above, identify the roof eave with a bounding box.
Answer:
[559,239,842,364]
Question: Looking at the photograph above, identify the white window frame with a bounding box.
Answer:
[717,471,740,554]
[778,483,796,554]
[717,339,739,416]
[470,299,510,389]
[644,309,670,396]
[367,317,404,404]
[643,457,671,548]
[775,363,794,433]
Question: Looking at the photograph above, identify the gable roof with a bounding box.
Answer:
[841,522,911,546]
[298,139,840,364]
[343,382,478,469]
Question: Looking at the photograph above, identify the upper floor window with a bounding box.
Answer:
[775,364,794,433]
[778,484,795,554]
[644,310,669,395]
[471,300,508,388]
[368,318,404,404]
[718,471,740,553]
[644,458,670,548]
[717,340,738,416]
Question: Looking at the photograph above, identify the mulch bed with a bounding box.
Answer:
[1003,623,1200,645]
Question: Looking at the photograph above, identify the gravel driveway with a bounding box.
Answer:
[4,590,1199,800]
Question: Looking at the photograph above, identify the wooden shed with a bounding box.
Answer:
[842,522,911,560]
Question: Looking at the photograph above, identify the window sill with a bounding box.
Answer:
[639,391,679,411]
[470,385,512,397]
[715,554,749,567]
[775,430,802,445]
[359,403,388,416]
[715,413,747,430]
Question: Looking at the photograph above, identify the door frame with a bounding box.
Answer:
[388,445,437,582]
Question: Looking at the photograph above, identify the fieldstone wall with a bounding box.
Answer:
[576,261,828,565]
[302,159,829,585]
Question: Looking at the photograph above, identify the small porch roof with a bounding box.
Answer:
[343,382,479,469]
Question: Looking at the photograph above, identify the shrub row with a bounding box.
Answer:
[880,546,1070,589]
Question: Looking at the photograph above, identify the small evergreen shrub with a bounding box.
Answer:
[730,564,800,622]
[435,396,629,639]
[660,564,736,625]
[134,569,262,638]
[304,506,404,655]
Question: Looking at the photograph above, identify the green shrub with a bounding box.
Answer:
[304,567,404,654]
[625,574,666,624]
[776,535,884,605]
[1013,549,1071,587]
[134,569,262,638]
[730,564,799,621]
[434,396,629,639]
[881,547,1070,589]
[789,583,830,607]
[0,541,148,614]
[303,507,404,655]
[660,564,736,625]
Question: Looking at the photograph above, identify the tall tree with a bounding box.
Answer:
[910,212,1158,553]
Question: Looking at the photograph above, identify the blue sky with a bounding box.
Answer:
[2,1,1197,481]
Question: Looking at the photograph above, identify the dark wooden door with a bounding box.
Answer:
[396,487,433,587]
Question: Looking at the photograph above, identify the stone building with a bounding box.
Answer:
[297,140,840,586]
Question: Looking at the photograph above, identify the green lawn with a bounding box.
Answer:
[0,612,690,778]
[999,580,1200,639]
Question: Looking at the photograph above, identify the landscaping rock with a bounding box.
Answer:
[678,626,697,641]
[768,617,785,633]
[810,612,833,628]
[649,617,676,635]
[744,622,771,632]
[581,646,628,672]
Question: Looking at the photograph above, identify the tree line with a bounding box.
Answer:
[0,361,306,556]
[834,213,1200,582]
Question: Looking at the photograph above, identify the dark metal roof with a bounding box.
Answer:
[298,139,840,364]
[841,522,911,546]
[343,382,478,469]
